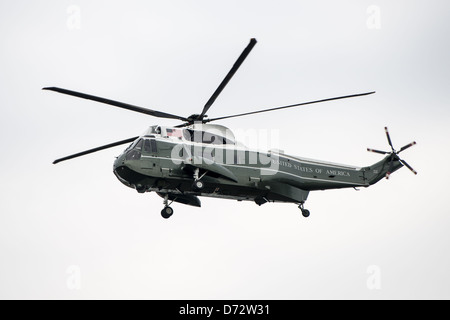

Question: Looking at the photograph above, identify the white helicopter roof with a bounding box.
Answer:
[142,124,237,144]
[189,123,236,142]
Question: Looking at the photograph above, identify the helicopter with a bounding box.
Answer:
[44,38,417,219]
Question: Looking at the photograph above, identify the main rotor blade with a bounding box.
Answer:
[43,87,188,121]
[53,136,139,164]
[399,141,417,153]
[206,91,376,122]
[199,38,257,119]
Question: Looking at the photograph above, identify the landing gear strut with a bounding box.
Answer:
[299,202,310,218]
[161,194,174,219]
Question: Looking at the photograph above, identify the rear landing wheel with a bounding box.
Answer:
[301,209,310,218]
[298,203,310,218]
[161,206,173,219]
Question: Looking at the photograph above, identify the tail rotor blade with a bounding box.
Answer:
[367,148,389,155]
[400,159,418,175]
[371,127,417,179]
[399,141,417,153]
[385,127,394,151]
[385,156,395,179]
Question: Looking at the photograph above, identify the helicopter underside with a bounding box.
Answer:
[113,164,309,206]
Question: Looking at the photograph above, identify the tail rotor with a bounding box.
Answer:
[367,127,417,179]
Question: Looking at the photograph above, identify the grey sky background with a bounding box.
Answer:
[1,0,449,299]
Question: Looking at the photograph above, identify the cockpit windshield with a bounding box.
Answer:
[124,138,157,160]
[125,139,143,160]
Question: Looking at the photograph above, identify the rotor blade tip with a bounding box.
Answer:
[43,87,57,91]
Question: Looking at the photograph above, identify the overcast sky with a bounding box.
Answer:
[1,0,449,299]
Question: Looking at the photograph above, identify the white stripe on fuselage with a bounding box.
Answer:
[140,155,366,186]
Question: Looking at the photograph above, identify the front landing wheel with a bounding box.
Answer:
[192,180,204,191]
[161,206,174,219]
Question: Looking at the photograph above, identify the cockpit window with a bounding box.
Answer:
[125,139,143,160]
[144,140,151,153]
[124,142,133,152]
[143,139,157,153]
[124,138,140,152]
[134,139,143,151]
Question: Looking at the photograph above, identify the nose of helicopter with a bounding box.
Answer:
[113,153,148,189]
[113,153,134,187]
[113,151,127,171]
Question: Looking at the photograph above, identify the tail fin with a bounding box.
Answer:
[363,154,404,185]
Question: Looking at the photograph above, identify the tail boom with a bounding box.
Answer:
[362,154,404,185]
